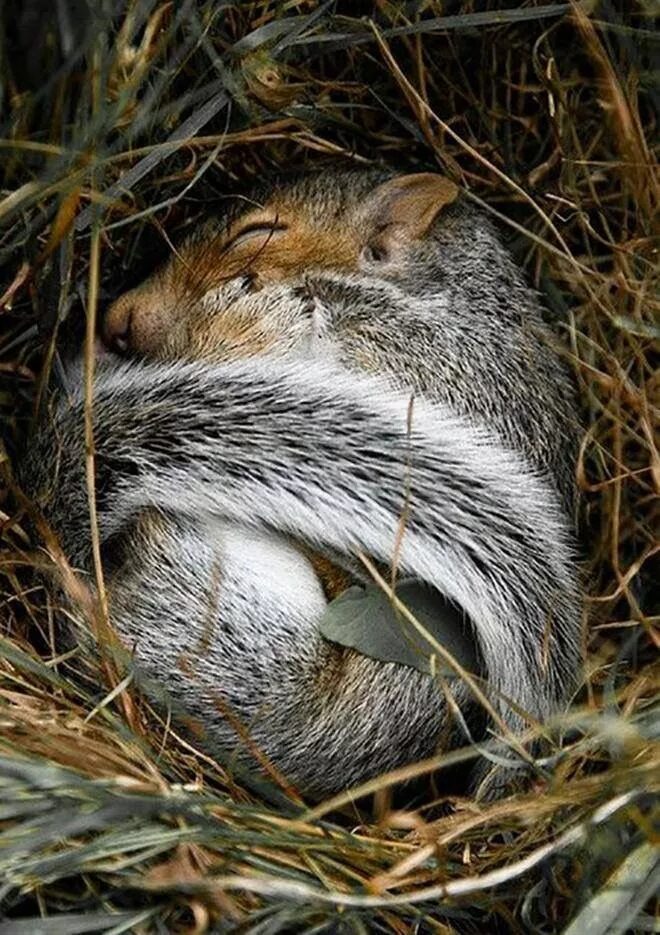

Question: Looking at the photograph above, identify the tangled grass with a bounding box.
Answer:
[0,1,658,932]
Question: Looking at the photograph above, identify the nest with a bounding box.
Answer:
[0,1,657,932]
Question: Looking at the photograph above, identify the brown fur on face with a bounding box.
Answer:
[103,198,362,357]
[102,169,458,359]
[178,201,361,295]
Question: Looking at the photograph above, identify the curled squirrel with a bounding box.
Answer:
[22,168,582,796]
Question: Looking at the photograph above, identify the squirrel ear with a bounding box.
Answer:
[361,173,459,261]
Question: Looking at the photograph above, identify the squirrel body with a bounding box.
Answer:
[22,168,582,795]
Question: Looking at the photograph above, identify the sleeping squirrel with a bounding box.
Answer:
[21,168,582,796]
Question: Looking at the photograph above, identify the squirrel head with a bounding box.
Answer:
[102,169,462,361]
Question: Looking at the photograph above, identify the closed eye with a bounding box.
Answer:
[224,221,288,254]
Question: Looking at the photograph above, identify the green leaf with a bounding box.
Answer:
[318,580,478,676]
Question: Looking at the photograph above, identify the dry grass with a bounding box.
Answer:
[0,1,658,932]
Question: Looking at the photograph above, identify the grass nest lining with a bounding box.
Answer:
[0,1,658,932]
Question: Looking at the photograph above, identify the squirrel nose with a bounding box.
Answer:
[103,294,134,354]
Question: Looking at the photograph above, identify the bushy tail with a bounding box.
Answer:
[30,356,582,730]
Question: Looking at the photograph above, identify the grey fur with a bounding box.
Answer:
[20,168,582,796]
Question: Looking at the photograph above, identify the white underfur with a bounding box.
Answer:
[213,521,327,619]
